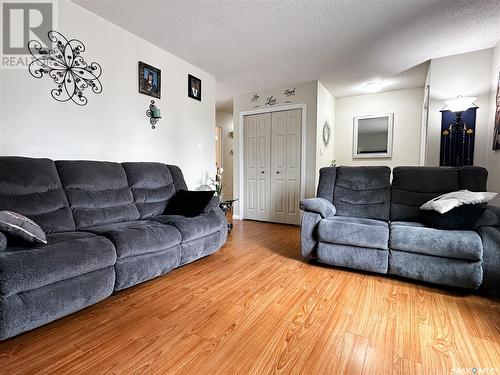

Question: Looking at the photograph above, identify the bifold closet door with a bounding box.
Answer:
[243,113,271,221]
[270,109,301,225]
[243,109,301,224]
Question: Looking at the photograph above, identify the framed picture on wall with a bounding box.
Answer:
[493,71,500,150]
[138,61,161,99]
[188,74,201,101]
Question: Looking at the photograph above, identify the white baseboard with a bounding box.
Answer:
[233,215,242,220]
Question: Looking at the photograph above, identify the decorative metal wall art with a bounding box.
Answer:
[146,100,161,129]
[440,108,477,166]
[322,120,331,146]
[265,96,277,106]
[251,94,259,102]
[284,88,296,97]
[28,31,102,106]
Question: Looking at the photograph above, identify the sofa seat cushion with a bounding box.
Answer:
[390,221,482,261]
[0,232,116,297]
[154,209,226,242]
[317,216,389,250]
[85,220,181,259]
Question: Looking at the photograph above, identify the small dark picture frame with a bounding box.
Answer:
[188,74,201,101]
[493,71,500,150]
[138,61,161,99]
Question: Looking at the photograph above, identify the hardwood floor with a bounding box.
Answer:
[1,220,499,374]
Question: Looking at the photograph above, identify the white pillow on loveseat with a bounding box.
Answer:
[420,189,497,214]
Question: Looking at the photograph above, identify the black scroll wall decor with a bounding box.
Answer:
[265,96,277,106]
[28,31,103,106]
[440,108,477,167]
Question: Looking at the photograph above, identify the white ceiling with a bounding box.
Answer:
[73,0,500,113]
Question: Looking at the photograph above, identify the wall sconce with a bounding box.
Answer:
[146,100,161,129]
[440,95,478,167]
[443,95,477,113]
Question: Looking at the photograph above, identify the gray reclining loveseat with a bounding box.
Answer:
[0,157,227,340]
[300,166,500,290]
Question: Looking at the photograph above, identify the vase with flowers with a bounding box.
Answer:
[209,166,225,200]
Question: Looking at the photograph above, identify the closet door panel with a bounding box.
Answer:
[244,115,257,220]
[286,109,301,224]
[244,109,301,225]
[255,113,271,221]
[270,111,287,223]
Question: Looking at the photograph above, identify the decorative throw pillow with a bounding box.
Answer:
[0,210,47,244]
[164,190,215,217]
[421,203,487,230]
[420,190,497,214]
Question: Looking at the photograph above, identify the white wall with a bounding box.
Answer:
[316,81,335,171]
[232,80,319,216]
[426,49,492,168]
[420,66,431,165]
[487,41,500,204]
[216,110,234,199]
[334,88,424,168]
[0,0,216,189]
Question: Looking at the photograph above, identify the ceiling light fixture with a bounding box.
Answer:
[361,80,384,93]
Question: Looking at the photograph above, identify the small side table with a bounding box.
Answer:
[219,198,238,232]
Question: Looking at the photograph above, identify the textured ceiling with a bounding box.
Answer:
[73,0,500,112]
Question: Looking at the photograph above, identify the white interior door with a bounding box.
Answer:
[270,111,287,223]
[255,113,271,221]
[243,109,301,225]
[243,115,257,220]
[270,109,301,225]
[244,113,271,221]
[284,109,301,224]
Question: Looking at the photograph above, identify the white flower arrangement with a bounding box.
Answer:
[209,167,225,197]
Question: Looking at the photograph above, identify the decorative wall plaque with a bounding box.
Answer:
[28,30,103,106]
[265,96,277,106]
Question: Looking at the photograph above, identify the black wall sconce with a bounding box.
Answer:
[146,100,161,129]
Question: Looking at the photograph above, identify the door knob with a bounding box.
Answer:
[261,171,265,174]
[276,171,280,174]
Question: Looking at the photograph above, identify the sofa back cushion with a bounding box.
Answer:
[0,157,75,233]
[390,166,487,221]
[333,166,391,221]
[56,160,140,228]
[317,167,337,203]
[122,162,177,219]
[166,165,188,192]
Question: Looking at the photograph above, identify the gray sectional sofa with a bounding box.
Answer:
[300,166,500,290]
[0,157,227,340]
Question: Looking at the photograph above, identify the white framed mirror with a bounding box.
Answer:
[353,113,394,158]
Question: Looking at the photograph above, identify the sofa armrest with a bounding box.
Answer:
[474,205,500,229]
[203,196,221,213]
[0,232,6,252]
[301,211,321,260]
[300,198,336,219]
[477,225,500,289]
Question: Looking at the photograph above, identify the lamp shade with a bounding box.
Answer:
[444,96,477,112]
